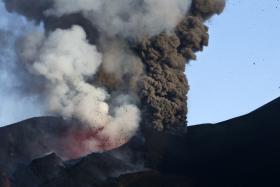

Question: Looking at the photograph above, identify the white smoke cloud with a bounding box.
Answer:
[46,0,192,37]
[19,25,140,149]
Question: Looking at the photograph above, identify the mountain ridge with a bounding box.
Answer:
[0,96,279,186]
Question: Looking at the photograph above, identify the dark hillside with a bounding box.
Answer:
[0,97,279,186]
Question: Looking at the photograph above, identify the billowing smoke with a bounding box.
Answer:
[136,0,225,131]
[46,0,192,38]
[18,24,141,151]
[2,0,225,157]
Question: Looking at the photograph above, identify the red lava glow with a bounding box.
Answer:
[60,126,128,159]
[0,172,11,187]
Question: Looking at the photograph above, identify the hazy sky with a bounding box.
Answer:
[0,1,279,126]
[0,1,45,126]
[187,0,280,125]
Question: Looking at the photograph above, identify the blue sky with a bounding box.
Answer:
[187,0,280,125]
[0,1,44,126]
[0,1,279,126]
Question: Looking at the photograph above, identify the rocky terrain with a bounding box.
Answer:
[0,97,279,187]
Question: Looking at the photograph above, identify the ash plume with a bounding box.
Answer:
[136,0,225,130]
[2,0,226,158]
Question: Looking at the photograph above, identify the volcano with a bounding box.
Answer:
[0,97,279,186]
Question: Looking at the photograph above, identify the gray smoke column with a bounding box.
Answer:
[136,0,226,130]
[2,0,226,157]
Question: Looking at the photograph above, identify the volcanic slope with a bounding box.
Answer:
[0,97,279,186]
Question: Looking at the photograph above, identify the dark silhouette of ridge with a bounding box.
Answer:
[0,117,76,173]
[0,97,279,187]
[156,96,280,186]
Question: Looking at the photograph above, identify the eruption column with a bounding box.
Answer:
[2,0,226,158]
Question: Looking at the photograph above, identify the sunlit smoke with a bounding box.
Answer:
[46,0,192,38]
[18,25,140,153]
